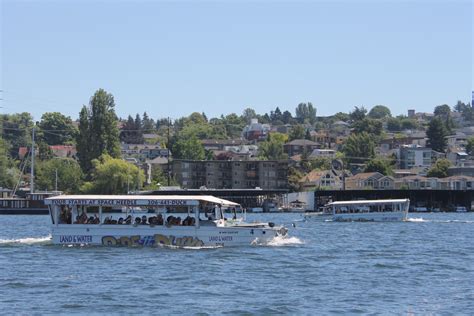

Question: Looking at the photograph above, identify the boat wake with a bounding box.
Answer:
[0,235,52,246]
[407,218,474,224]
[406,217,427,222]
[260,235,304,247]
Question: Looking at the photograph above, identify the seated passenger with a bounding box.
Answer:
[141,215,148,225]
[118,218,124,225]
[124,215,132,224]
[111,219,118,224]
[135,217,141,225]
[157,214,164,225]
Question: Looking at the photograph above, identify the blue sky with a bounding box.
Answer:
[1,0,472,121]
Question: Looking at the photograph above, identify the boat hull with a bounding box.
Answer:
[333,211,408,222]
[51,224,285,247]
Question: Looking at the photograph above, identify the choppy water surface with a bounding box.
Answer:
[1,213,473,314]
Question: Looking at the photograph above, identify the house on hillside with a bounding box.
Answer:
[300,169,343,190]
[242,119,271,141]
[345,172,394,190]
[283,139,320,156]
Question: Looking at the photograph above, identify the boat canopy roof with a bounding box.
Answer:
[327,199,409,206]
[44,195,240,207]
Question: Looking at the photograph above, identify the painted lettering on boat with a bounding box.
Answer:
[59,235,93,243]
[209,236,233,242]
[101,234,204,247]
[51,199,190,207]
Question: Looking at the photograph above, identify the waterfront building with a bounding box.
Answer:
[172,159,288,190]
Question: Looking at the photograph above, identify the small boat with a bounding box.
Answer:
[327,199,410,222]
[455,206,468,213]
[44,195,288,247]
[304,206,332,220]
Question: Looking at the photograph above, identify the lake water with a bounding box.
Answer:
[1,213,473,315]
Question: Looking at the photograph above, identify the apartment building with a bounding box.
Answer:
[172,160,288,190]
[398,145,432,169]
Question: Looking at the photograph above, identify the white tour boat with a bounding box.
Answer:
[328,199,410,222]
[44,195,288,247]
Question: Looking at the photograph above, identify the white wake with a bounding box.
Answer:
[0,235,52,246]
[265,235,304,247]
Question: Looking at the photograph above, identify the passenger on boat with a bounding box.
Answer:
[182,216,195,226]
[157,214,164,225]
[232,208,237,220]
[74,212,88,224]
[124,215,132,224]
[135,217,141,225]
[118,217,124,225]
[141,215,148,225]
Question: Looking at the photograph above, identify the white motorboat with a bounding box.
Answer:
[328,199,410,222]
[44,195,288,247]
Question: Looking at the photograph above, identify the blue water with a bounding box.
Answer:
[1,213,473,315]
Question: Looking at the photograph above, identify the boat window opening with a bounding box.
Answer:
[58,206,72,224]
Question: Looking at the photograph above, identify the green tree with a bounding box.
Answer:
[426,118,448,152]
[309,157,331,171]
[120,115,144,144]
[364,157,393,176]
[368,105,392,119]
[343,132,375,163]
[466,137,474,156]
[258,133,288,160]
[434,104,454,132]
[427,159,451,178]
[0,138,19,188]
[352,118,383,136]
[81,154,145,194]
[289,125,306,141]
[172,136,205,160]
[454,100,473,121]
[349,106,367,122]
[38,112,78,145]
[1,112,34,158]
[36,158,83,193]
[76,89,121,174]
[242,108,257,124]
[142,112,155,132]
[288,167,303,192]
[333,112,350,122]
[295,102,316,124]
[281,110,294,124]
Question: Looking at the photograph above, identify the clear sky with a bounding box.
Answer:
[1,0,472,121]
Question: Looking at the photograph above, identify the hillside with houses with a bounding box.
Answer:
[1,89,473,198]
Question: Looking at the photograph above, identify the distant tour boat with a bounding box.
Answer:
[44,195,288,247]
[327,199,410,222]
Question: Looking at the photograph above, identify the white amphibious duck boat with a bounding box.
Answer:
[44,195,288,247]
[328,199,410,222]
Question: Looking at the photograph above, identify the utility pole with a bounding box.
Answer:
[31,125,35,193]
[167,117,171,186]
[55,169,58,192]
